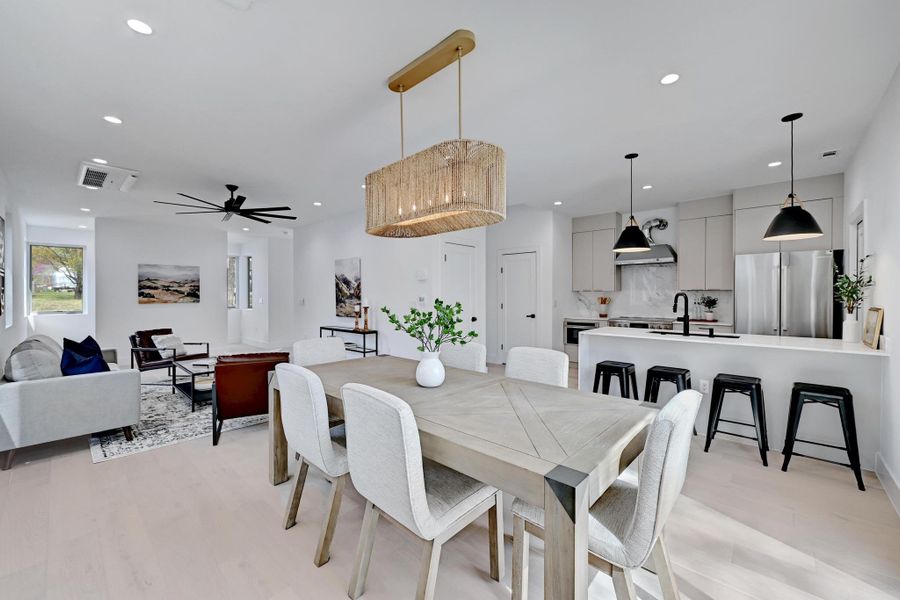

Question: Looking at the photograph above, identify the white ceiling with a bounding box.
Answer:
[1,0,899,233]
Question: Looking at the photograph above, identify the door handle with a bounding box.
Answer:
[471,316,478,322]
[525,314,536,319]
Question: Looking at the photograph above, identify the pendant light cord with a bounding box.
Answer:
[790,119,795,204]
[399,85,405,159]
[457,47,463,139]
[630,157,634,216]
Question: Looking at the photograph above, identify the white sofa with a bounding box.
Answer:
[0,346,141,470]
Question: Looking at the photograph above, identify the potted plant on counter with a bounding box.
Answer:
[695,295,719,321]
[381,299,477,388]
[835,256,874,343]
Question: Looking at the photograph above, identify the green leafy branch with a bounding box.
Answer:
[835,255,874,315]
[381,298,478,352]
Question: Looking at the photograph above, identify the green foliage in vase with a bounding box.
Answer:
[835,255,874,315]
[695,295,718,310]
[381,299,478,352]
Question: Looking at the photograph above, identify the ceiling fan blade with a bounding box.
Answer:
[175,210,224,214]
[155,200,223,210]
[240,214,271,224]
[177,193,224,209]
[243,206,292,212]
[232,195,246,210]
[246,213,297,220]
[222,212,234,222]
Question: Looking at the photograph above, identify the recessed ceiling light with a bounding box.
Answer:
[242,227,250,231]
[80,207,91,212]
[360,184,366,189]
[659,73,680,85]
[642,185,653,190]
[126,19,153,35]
[78,225,88,229]
[92,158,108,165]
[553,201,562,206]
[768,161,782,167]
[103,115,123,125]
[313,201,322,207]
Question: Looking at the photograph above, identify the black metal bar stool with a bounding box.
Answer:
[644,366,696,435]
[781,382,865,491]
[704,373,769,466]
[592,360,639,400]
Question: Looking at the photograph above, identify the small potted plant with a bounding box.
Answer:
[695,295,718,321]
[835,256,874,343]
[597,296,611,318]
[381,299,477,387]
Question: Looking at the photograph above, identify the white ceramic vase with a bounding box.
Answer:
[416,351,445,388]
[842,315,862,343]
[704,311,715,321]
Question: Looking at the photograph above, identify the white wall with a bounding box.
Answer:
[293,210,485,361]
[238,236,269,347]
[267,236,294,347]
[26,225,96,343]
[486,205,555,363]
[844,62,900,513]
[0,168,28,361]
[95,218,228,364]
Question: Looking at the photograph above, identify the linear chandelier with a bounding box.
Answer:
[365,30,506,238]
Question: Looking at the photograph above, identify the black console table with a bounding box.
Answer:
[320,325,379,356]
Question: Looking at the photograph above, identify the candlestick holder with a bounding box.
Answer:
[363,306,370,331]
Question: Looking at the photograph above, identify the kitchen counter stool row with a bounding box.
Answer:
[591,360,865,490]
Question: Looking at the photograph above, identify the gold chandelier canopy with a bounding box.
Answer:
[365,30,506,238]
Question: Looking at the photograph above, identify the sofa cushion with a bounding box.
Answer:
[135,328,173,363]
[151,334,186,357]
[4,337,63,381]
[63,335,103,359]
[61,351,110,376]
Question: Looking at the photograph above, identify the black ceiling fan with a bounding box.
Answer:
[154,184,297,224]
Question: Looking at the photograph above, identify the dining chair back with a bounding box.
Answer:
[505,346,569,387]
[292,337,346,366]
[440,342,487,373]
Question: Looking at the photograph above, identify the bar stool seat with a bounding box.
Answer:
[644,365,696,435]
[592,360,639,400]
[782,382,865,491]
[704,373,769,466]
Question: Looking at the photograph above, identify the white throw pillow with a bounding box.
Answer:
[4,344,63,381]
[151,334,187,357]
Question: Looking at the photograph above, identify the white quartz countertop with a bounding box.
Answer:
[581,326,888,357]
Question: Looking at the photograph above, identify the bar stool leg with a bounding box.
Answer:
[643,374,655,405]
[749,386,768,466]
[618,371,629,399]
[704,380,723,452]
[676,374,698,436]
[601,371,612,395]
[781,388,803,472]
[758,386,770,453]
[838,398,866,491]
[629,370,639,400]
[593,366,602,394]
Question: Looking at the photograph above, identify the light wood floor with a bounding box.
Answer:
[1,390,898,598]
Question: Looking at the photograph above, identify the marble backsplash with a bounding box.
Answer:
[573,264,734,323]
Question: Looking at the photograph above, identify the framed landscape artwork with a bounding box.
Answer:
[138,264,200,304]
[335,257,361,317]
[862,307,884,349]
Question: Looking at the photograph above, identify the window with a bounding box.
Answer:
[226,256,237,308]
[246,256,253,309]
[29,244,85,314]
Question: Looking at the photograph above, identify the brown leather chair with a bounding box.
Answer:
[211,352,289,445]
[129,328,210,379]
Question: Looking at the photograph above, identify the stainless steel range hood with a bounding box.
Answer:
[615,243,678,265]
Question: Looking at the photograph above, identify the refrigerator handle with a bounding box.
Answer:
[781,265,789,334]
[771,266,780,333]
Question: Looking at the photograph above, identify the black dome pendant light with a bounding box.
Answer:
[763,113,824,241]
[613,153,651,253]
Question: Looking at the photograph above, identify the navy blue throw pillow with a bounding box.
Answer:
[61,336,110,376]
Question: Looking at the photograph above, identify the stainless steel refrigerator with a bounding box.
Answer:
[735,250,841,338]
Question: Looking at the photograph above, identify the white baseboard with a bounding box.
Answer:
[876,453,900,518]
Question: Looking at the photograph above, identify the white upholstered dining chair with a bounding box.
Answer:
[510,389,701,600]
[504,346,569,387]
[292,336,346,366]
[439,342,487,373]
[341,383,504,600]
[275,363,350,567]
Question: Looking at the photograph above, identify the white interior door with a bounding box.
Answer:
[441,242,480,337]
[500,251,537,362]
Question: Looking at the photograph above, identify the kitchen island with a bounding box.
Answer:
[579,327,889,469]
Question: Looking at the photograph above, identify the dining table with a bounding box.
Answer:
[268,355,656,600]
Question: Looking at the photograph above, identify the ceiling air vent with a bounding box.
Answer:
[820,149,839,159]
[76,161,140,191]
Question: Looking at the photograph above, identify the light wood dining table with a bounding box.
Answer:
[268,356,656,600]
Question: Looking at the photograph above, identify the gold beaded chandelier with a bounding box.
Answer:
[365,30,506,238]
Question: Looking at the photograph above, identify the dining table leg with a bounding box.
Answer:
[268,381,289,485]
[543,465,589,600]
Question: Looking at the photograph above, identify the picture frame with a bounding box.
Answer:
[862,307,884,349]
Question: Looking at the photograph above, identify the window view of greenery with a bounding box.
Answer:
[247,256,253,309]
[227,256,237,308]
[30,245,84,314]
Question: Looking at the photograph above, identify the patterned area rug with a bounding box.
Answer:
[89,386,267,463]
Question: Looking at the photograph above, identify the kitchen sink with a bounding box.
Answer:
[648,331,741,339]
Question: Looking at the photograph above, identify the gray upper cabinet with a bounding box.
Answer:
[572,231,593,291]
[572,212,621,292]
[677,218,706,290]
[705,214,734,290]
[677,214,733,290]
[591,229,617,291]
[733,198,833,254]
